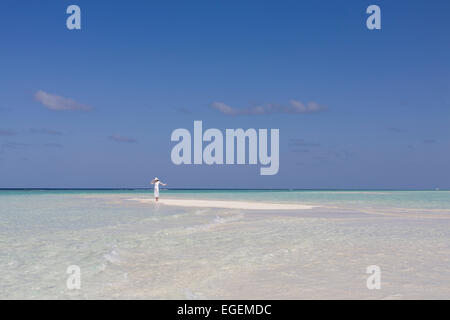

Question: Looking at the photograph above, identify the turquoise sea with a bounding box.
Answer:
[1,189,449,299]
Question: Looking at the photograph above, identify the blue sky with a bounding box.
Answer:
[0,0,449,189]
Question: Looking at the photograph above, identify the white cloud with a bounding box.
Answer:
[44,143,64,148]
[108,135,136,143]
[34,90,92,111]
[0,129,17,136]
[288,100,326,114]
[210,100,327,116]
[2,142,31,149]
[29,128,63,135]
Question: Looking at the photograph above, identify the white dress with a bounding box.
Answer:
[154,181,160,198]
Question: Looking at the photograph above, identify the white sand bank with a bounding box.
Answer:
[127,198,315,210]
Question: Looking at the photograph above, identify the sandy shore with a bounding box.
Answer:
[127,198,315,210]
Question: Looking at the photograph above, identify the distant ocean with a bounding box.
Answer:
[1,189,449,299]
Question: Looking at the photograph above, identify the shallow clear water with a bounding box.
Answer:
[1,190,449,299]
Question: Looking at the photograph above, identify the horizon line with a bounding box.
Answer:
[0,188,447,191]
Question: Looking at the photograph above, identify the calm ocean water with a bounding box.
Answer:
[1,189,449,299]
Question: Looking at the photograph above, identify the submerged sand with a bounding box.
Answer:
[2,191,450,299]
[127,198,315,210]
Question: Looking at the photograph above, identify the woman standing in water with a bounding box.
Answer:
[151,177,167,202]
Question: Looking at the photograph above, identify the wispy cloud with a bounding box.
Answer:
[210,100,327,116]
[289,139,321,155]
[289,139,321,148]
[44,143,64,148]
[291,149,311,153]
[387,127,406,133]
[108,135,137,143]
[34,90,93,111]
[1,142,31,149]
[0,129,18,136]
[423,139,436,144]
[29,128,63,136]
[175,107,192,114]
[328,149,355,158]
